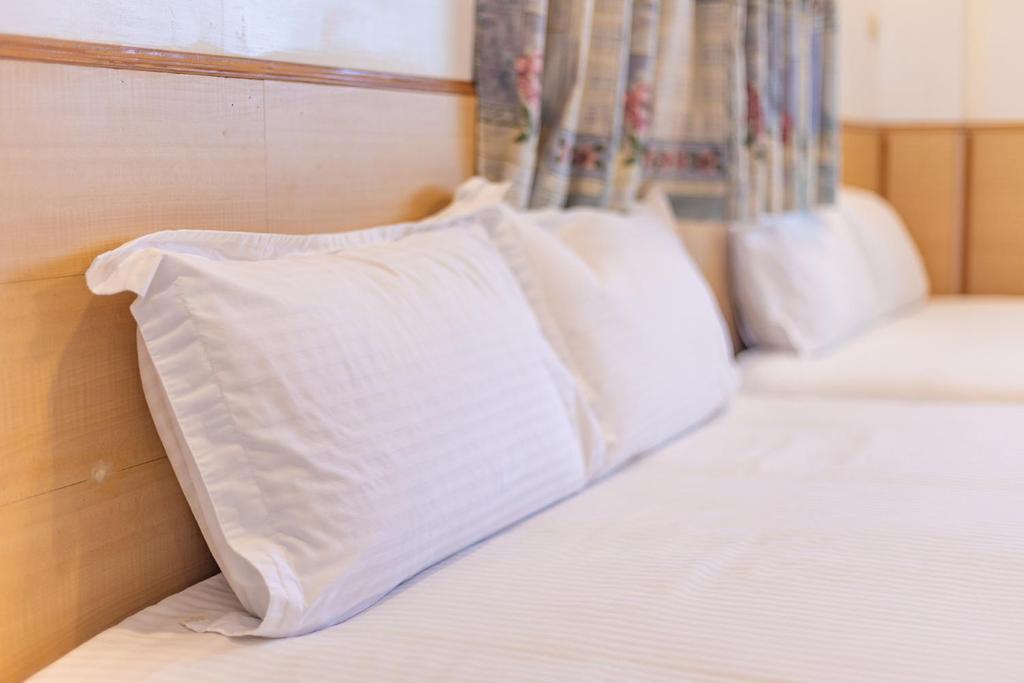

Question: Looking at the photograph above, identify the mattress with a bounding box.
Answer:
[34,395,1024,682]
[740,296,1024,401]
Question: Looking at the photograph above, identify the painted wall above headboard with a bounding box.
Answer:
[0,0,474,79]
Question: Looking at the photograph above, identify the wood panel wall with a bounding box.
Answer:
[884,128,966,295]
[967,128,1024,294]
[0,44,474,681]
[677,220,741,351]
[840,125,884,195]
[839,124,1012,296]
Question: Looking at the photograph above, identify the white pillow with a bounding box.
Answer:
[86,222,588,638]
[731,208,881,354]
[839,186,929,317]
[88,208,605,468]
[434,176,514,218]
[441,181,738,477]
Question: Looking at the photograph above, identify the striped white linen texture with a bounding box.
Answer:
[36,396,1024,682]
[438,181,739,477]
[524,189,738,475]
[731,187,929,357]
[100,224,588,637]
[87,206,605,470]
[740,296,1024,402]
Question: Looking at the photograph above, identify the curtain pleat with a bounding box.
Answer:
[474,0,838,219]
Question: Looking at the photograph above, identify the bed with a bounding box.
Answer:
[34,395,1024,682]
[731,186,1024,403]
[740,296,1024,401]
[6,33,1024,683]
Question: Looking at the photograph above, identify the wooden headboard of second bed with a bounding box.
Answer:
[842,121,1024,297]
[0,35,474,681]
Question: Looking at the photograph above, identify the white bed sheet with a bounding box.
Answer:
[34,395,1024,682]
[741,296,1024,402]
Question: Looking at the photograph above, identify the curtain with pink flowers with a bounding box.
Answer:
[476,0,666,209]
[474,0,838,219]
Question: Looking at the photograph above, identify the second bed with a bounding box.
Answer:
[740,296,1024,402]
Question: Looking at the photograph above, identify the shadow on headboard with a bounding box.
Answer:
[0,35,475,681]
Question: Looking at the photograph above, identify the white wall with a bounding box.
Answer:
[838,0,967,122]
[0,0,474,80]
[965,0,1024,121]
[840,0,1024,123]
[12,0,1020,121]
[874,0,966,122]
[837,0,880,121]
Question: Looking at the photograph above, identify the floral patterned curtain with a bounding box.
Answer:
[474,0,838,219]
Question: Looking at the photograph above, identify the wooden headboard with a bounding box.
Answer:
[0,35,474,681]
[841,123,966,295]
[841,121,1024,296]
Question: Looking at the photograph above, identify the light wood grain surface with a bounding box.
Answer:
[884,128,966,295]
[0,278,165,507]
[0,60,267,283]
[967,128,1024,294]
[676,220,741,351]
[842,122,1024,297]
[841,126,883,194]
[0,458,217,680]
[843,123,966,294]
[0,55,474,681]
[265,80,474,233]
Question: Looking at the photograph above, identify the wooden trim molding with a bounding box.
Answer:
[842,120,967,133]
[964,122,1024,133]
[841,121,891,133]
[0,34,475,95]
[842,120,1024,134]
